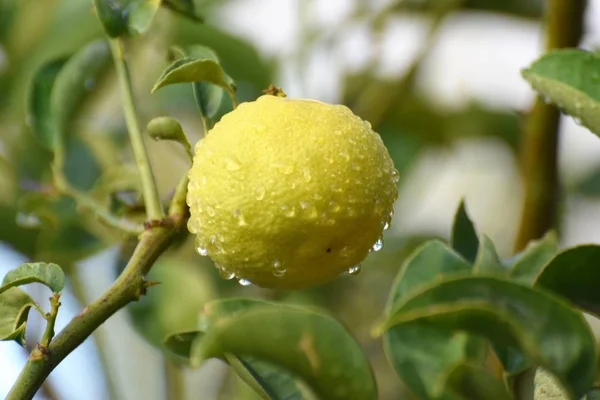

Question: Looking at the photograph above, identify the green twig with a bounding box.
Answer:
[514,0,586,252]
[109,38,164,221]
[5,215,185,399]
[165,359,187,400]
[40,294,60,348]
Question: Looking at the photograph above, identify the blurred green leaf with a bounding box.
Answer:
[386,240,471,309]
[17,192,59,229]
[192,301,378,400]
[509,231,558,284]
[473,235,505,276]
[93,0,128,37]
[51,40,111,141]
[523,49,600,138]
[440,363,512,400]
[381,276,597,399]
[0,287,36,346]
[535,245,600,317]
[162,0,203,22]
[164,331,200,359]
[151,55,236,108]
[28,58,68,150]
[64,136,103,191]
[127,0,161,36]
[128,259,215,348]
[91,165,142,201]
[574,166,600,197]
[451,200,478,264]
[390,0,543,18]
[1,262,65,294]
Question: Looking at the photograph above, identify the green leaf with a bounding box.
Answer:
[192,303,378,400]
[440,363,512,400]
[146,116,192,156]
[127,0,161,36]
[1,262,65,294]
[28,58,68,150]
[0,288,37,346]
[451,200,478,264]
[16,192,59,229]
[522,49,600,137]
[386,240,472,310]
[510,231,559,284]
[185,45,225,119]
[151,56,236,105]
[128,260,214,348]
[381,276,597,399]
[162,0,203,22]
[164,331,201,359]
[534,245,600,317]
[93,0,128,37]
[226,355,306,400]
[51,40,111,141]
[473,235,505,276]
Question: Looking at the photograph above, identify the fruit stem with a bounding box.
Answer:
[514,0,586,252]
[109,38,164,221]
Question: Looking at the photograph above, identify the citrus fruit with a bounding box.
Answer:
[186,93,399,289]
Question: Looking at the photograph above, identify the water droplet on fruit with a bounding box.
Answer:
[238,278,252,286]
[206,206,215,216]
[218,268,235,280]
[340,151,350,161]
[232,209,248,226]
[273,269,286,277]
[313,193,323,200]
[273,259,282,269]
[281,204,296,217]
[329,200,341,213]
[273,163,294,175]
[196,246,209,256]
[383,220,390,230]
[391,169,400,183]
[371,237,383,252]
[303,168,312,182]
[348,264,361,275]
[256,185,266,200]
[225,157,241,171]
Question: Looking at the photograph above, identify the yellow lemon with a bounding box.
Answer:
[186,94,399,289]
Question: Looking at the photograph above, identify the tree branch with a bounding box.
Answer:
[514,0,586,252]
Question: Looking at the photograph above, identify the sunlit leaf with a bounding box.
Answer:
[151,56,236,105]
[0,288,37,346]
[381,276,597,399]
[127,0,161,36]
[191,300,377,400]
[451,200,478,264]
[534,245,600,317]
[509,231,558,284]
[386,240,471,309]
[440,363,512,400]
[523,49,600,138]
[473,235,505,276]
[1,262,65,294]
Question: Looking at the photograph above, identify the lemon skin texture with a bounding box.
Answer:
[187,94,399,289]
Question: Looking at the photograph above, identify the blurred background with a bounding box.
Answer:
[1,0,600,399]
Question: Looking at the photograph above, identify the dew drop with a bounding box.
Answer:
[255,185,266,200]
[225,157,241,171]
[281,204,296,217]
[313,193,324,200]
[273,163,294,175]
[329,200,341,213]
[339,151,350,161]
[273,269,286,277]
[238,278,252,286]
[196,246,209,256]
[347,264,361,275]
[206,206,215,216]
[383,220,390,231]
[232,209,248,226]
[303,167,312,182]
[371,237,383,252]
[273,259,282,269]
[218,268,235,280]
[391,169,400,183]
